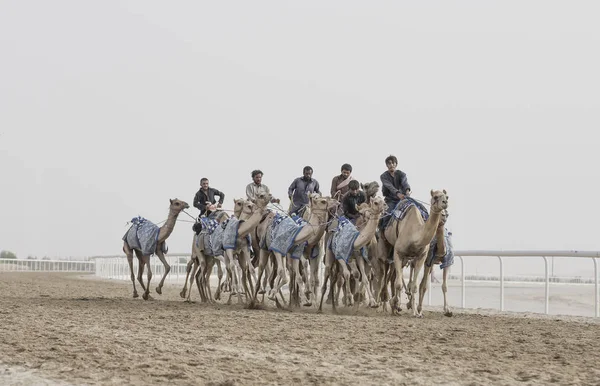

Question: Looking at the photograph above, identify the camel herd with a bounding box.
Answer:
[122,189,450,318]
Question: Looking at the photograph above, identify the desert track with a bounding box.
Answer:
[0,272,599,385]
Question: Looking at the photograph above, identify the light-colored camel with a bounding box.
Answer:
[318,197,386,312]
[413,209,453,316]
[223,193,272,304]
[123,198,190,300]
[254,194,337,308]
[179,205,235,302]
[380,190,449,317]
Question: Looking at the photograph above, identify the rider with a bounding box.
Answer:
[288,166,320,216]
[342,180,366,224]
[245,169,280,203]
[330,163,353,200]
[193,178,225,218]
[379,155,411,229]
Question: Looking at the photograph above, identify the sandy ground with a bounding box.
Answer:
[0,273,599,385]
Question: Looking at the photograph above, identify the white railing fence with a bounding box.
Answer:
[0,259,95,273]
[450,251,600,317]
[4,251,599,317]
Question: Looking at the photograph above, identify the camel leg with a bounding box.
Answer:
[214,259,223,301]
[318,249,333,313]
[180,257,194,299]
[123,244,138,298]
[405,263,414,309]
[142,255,153,300]
[442,267,452,316]
[239,250,254,304]
[197,255,209,302]
[292,257,309,307]
[253,248,269,300]
[411,257,426,317]
[205,257,216,303]
[186,258,199,302]
[338,260,353,307]
[392,249,404,313]
[356,255,375,308]
[348,259,361,310]
[154,248,170,295]
[269,252,288,302]
[134,250,147,294]
[417,262,433,317]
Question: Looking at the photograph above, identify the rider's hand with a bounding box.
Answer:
[217,203,222,208]
[397,192,405,200]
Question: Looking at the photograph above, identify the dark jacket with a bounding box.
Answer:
[342,191,366,220]
[380,170,410,203]
[288,177,320,214]
[193,187,225,215]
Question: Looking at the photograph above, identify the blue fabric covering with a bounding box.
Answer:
[222,217,241,250]
[122,216,162,256]
[269,213,304,255]
[426,228,454,269]
[330,216,360,263]
[200,217,220,234]
[203,222,226,257]
[392,197,429,222]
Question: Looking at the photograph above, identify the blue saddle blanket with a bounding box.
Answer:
[391,198,429,222]
[268,213,304,256]
[123,216,165,256]
[330,217,360,263]
[426,228,454,269]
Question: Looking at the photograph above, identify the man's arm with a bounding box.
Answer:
[380,172,399,197]
[314,179,320,195]
[245,184,254,201]
[399,171,411,195]
[214,189,225,205]
[330,176,338,197]
[288,178,297,198]
[342,195,354,218]
[193,191,202,211]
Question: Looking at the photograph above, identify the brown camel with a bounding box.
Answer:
[318,197,386,312]
[379,190,449,317]
[122,198,190,300]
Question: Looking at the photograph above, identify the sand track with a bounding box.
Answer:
[0,272,599,385]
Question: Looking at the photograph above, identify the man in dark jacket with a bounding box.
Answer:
[379,155,411,229]
[193,178,225,218]
[288,166,320,216]
[342,180,366,223]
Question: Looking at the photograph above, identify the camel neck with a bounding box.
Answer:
[158,208,180,243]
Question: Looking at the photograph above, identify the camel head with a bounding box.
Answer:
[429,189,449,213]
[169,198,190,212]
[233,198,245,216]
[361,181,380,199]
[357,196,386,221]
[242,200,257,217]
[307,193,331,212]
[251,192,272,209]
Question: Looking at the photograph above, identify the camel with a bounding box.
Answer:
[179,204,235,303]
[223,193,272,304]
[413,209,453,316]
[378,190,449,317]
[122,198,190,300]
[254,193,337,308]
[360,181,380,204]
[318,197,386,312]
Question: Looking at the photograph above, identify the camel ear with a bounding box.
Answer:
[443,189,447,195]
[430,189,434,197]
[170,199,173,204]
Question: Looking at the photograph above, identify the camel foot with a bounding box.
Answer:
[179,290,187,298]
[325,297,332,305]
[142,293,154,301]
[133,292,139,298]
[303,301,312,307]
[317,308,323,314]
[155,286,162,295]
[214,291,221,301]
[444,310,453,317]
[415,313,423,318]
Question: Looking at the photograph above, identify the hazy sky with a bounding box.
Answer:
[1,1,599,276]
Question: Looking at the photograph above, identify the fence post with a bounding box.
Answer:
[459,255,465,308]
[543,256,549,314]
[594,257,599,318]
[498,256,504,311]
